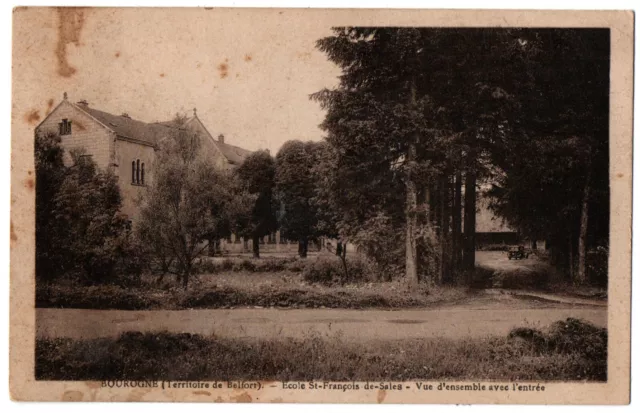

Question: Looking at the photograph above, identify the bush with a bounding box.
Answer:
[508,318,607,380]
[36,283,158,310]
[478,244,511,251]
[586,246,608,287]
[36,320,608,381]
[35,137,139,285]
[302,256,377,285]
[193,257,303,274]
[350,213,405,280]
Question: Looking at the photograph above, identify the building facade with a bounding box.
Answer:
[35,93,252,221]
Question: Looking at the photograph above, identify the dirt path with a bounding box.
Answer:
[37,296,606,343]
[476,250,552,273]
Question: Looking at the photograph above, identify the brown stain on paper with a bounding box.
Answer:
[617,172,624,178]
[25,178,34,190]
[159,73,165,78]
[193,390,211,396]
[218,62,229,79]
[61,390,84,401]
[46,98,55,115]
[74,120,87,131]
[377,389,387,403]
[115,51,120,58]
[24,109,41,125]
[10,222,18,242]
[244,53,252,62]
[55,8,87,77]
[231,391,252,403]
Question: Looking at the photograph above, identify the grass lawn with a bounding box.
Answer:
[36,267,469,310]
[36,318,606,382]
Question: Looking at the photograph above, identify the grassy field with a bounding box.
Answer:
[36,269,469,310]
[36,318,606,382]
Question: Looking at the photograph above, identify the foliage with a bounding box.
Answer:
[35,133,66,279]
[486,29,610,281]
[311,28,528,284]
[35,134,140,284]
[348,212,405,279]
[302,256,377,285]
[36,318,606,381]
[136,122,255,288]
[235,150,278,257]
[313,28,610,286]
[275,140,326,257]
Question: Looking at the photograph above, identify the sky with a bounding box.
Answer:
[13,8,342,153]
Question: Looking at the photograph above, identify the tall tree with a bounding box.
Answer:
[35,135,138,284]
[235,150,278,258]
[274,140,323,258]
[487,29,610,284]
[35,133,66,280]
[313,28,518,284]
[137,124,254,288]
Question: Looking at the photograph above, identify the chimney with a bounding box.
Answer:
[218,134,225,144]
[121,113,130,119]
[76,99,89,107]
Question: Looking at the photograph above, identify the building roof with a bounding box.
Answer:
[75,103,253,164]
[80,106,168,146]
[153,116,252,165]
[215,141,253,165]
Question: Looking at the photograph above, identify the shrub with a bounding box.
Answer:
[302,256,377,285]
[586,246,608,287]
[478,244,511,251]
[36,321,608,381]
[36,283,158,310]
[284,258,307,272]
[508,318,607,379]
[232,259,256,272]
[35,136,141,285]
[193,257,302,274]
[349,213,405,280]
[547,317,607,359]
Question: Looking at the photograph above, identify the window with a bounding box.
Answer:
[132,159,146,185]
[59,119,72,135]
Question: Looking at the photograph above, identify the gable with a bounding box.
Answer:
[35,100,109,137]
[184,117,252,166]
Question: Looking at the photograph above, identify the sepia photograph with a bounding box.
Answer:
[9,7,633,404]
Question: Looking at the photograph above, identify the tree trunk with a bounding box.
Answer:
[298,238,308,258]
[182,267,190,289]
[440,175,451,284]
[405,76,419,287]
[463,169,476,280]
[576,169,591,285]
[405,154,419,286]
[568,235,574,280]
[207,237,216,256]
[252,234,260,258]
[452,171,462,277]
[339,243,349,281]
